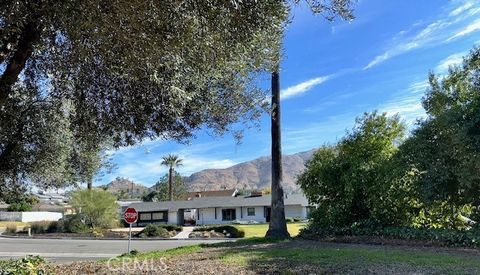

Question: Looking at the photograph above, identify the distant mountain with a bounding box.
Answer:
[184,149,316,192]
[105,177,148,198]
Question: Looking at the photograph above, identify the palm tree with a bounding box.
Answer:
[265,70,290,238]
[161,154,183,201]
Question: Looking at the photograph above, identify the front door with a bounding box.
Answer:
[265,207,271,222]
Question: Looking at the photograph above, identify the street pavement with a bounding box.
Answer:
[0,236,226,263]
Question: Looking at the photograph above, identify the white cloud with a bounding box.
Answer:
[280,76,331,100]
[378,80,429,124]
[447,19,480,41]
[450,1,474,17]
[364,1,480,70]
[283,112,356,152]
[435,52,466,73]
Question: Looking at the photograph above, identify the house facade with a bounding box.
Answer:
[128,193,313,226]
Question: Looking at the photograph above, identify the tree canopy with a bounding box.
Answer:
[0,1,354,196]
[143,172,188,202]
[298,112,406,228]
[0,1,288,193]
[299,47,480,230]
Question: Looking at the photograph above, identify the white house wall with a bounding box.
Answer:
[168,211,178,225]
[285,205,304,219]
[195,205,307,225]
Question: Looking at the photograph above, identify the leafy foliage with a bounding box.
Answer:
[7,202,32,212]
[4,193,38,212]
[0,256,48,275]
[194,225,245,238]
[300,47,480,240]
[298,112,406,228]
[301,225,480,248]
[143,172,188,202]
[60,214,89,233]
[396,47,480,226]
[138,224,170,238]
[70,189,118,229]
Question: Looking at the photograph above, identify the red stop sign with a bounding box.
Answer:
[124,207,138,224]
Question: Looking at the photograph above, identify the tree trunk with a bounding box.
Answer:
[0,20,41,107]
[169,167,174,201]
[87,179,93,190]
[265,70,290,239]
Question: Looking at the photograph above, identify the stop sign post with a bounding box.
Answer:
[123,207,138,254]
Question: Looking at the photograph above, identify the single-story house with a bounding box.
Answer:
[181,189,238,200]
[128,193,314,226]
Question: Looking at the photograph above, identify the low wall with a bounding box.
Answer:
[0,211,63,222]
[0,212,22,222]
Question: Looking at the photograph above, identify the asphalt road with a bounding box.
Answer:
[0,237,226,263]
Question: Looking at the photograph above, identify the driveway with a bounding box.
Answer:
[0,236,226,263]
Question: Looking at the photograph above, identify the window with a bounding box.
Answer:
[139,213,152,221]
[152,212,167,221]
[222,209,236,221]
[139,211,168,222]
[247,207,255,216]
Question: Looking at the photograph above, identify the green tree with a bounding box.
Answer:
[0,1,289,193]
[161,155,183,201]
[298,112,406,228]
[143,172,188,202]
[396,48,480,227]
[70,188,118,229]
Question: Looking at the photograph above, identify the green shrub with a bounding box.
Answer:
[159,224,183,232]
[194,225,245,238]
[300,225,480,248]
[285,217,294,223]
[5,224,17,234]
[30,221,50,234]
[61,214,89,233]
[7,202,32,212]
[138,224,169,238]
[70,188,119,229]
[0,256,48,274]
[47,221,63,233]
[293,217,303,222]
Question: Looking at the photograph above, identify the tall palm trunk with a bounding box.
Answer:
[265,70,290,238]
[168,166,174,201]
[87,179,92,190]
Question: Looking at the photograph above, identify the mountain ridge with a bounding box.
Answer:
[184,149,316,192]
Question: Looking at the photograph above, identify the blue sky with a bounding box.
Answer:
[98,0,480,187]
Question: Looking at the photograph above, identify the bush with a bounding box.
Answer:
[194,225,245,238]
[0,256,48,274]
[61,214,89,233]
[300,225,480,248]
[138,224,170,238]
[30,221,50,234]
[7,202,32,212]
[159,224,183,232]
[293,217,303,222]
[285,217,294,223]
[5,224,17,234]
[47,221,63,233]
[70,188,119,229]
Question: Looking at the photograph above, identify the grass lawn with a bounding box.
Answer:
[28,238,480,274]
[57,238,480,274]
[234,222,305,237]
[219,240,480,274]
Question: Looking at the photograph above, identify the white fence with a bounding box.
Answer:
[0,211,63,222]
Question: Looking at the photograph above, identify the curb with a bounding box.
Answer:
[0,234,234,241]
